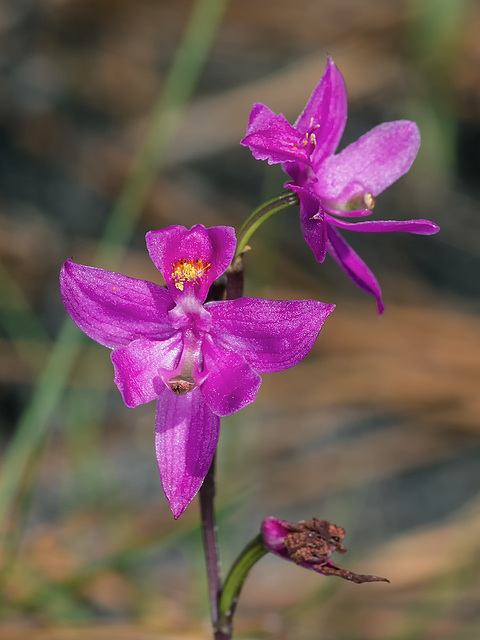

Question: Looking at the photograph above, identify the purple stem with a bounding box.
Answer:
[200,458,232,640]
[199,455,222,634]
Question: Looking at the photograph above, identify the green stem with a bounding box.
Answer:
[235,191,299,257]
[217,534,267,637]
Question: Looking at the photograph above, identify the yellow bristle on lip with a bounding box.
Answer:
[171,258,210,291]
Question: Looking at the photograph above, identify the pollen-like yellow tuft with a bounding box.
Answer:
[171,258,210,291]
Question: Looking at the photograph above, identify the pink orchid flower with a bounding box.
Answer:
[60,225,334,517]
[241,57,439,313]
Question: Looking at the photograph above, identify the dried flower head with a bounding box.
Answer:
[262,516,389,584]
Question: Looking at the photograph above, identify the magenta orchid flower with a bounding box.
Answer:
[241,57,440,313]
[60,225,334,518]
[262,516,388,584]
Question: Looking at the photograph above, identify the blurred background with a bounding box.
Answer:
[0,0,479,638]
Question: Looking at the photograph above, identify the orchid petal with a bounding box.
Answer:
[146,225,237,302]
[289,184,328,263]
[316,121,420,202]
[111,334,183,408]
[327,225,384,314]
[326,215,440,235]
[206,297,334,373]
[59,259,175,349]
[155,389,219,519]
[241,103,311,165]
[200,336,261,417]
[295,57,348,167]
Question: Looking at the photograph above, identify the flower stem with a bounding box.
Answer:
[199,242,248,639]
[235,190,299,257]
[199,455,223,636]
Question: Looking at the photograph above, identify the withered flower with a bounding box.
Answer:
[262,516,388,584]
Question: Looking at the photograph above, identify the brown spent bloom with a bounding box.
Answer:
[262,516,389,584]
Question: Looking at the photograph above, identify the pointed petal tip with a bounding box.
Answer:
[324,54,339,73]
[163,484,196,520]
[170,501,188,520]
[59,257,76,285]
[165,481,202,519]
